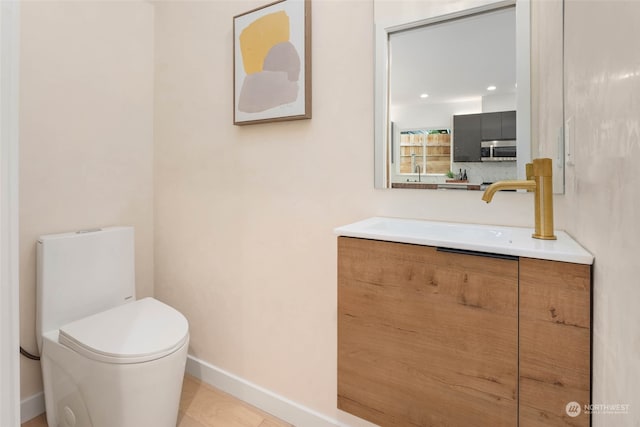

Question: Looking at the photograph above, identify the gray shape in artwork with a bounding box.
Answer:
[262,41,301,82]
[238,42,302,114]
[238,70,299,113]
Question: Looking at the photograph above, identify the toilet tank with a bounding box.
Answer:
[36,227,135,352]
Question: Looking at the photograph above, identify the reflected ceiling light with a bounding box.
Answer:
[420,93,429,98]
[487,85,497,91]
[448,96,482,104]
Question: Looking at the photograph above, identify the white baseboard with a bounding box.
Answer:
[20,392,45,424]
[186,355,347,427]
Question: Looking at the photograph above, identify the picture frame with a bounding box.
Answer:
[233,0,312,125]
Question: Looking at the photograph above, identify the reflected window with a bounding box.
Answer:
[397,128,451,175]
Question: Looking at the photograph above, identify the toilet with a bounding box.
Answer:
[36,227,189,427]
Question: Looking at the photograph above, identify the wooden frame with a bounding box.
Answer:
[233,0,311,125]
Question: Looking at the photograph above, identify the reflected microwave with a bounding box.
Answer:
[481,140,516,162]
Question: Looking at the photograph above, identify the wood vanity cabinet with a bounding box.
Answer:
[337,237,591,427]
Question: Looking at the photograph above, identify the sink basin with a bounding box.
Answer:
[334,217,593,264]
[366,218,513,245]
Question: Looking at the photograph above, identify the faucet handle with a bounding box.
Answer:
[526,163,533,180]
[533,158,553,177]
[525,163,534,192]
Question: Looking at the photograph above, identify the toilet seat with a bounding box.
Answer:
[58,297,189,364]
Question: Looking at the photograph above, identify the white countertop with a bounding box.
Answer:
[334,217,593,265]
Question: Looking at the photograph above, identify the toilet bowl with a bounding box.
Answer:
[36,227,189,427]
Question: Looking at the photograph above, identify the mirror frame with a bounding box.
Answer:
[374,0,533,189]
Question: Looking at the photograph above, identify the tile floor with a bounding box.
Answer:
[21,374,293,427]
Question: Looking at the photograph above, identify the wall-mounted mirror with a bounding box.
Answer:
[374,0,565,193]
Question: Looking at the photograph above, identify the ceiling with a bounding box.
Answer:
[389,6,516,108]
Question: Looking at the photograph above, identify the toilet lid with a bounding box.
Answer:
[58,297,189,364]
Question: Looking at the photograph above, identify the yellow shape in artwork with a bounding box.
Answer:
[239,11,290,75]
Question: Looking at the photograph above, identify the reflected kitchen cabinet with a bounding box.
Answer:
[482,111,517,141]
[454,111,517,162]
[453,114,482,162]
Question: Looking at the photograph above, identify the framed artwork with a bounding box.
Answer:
[233,0,312,125]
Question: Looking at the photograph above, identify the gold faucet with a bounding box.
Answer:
[482,158,556,240]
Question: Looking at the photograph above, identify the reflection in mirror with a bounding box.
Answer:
[374,0,565,193]
[389,5,517,188]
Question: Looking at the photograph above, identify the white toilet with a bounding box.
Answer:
[36,227,189,427]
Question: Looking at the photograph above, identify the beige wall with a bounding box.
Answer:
[19,1,155,399]
[531,0,565,193]
[561,1,640,425]
[153,0,553,419]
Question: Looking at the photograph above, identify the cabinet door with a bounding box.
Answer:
[481,112,502,140]
[338,237,518,427]
[519,258,591,427]
[501,111,517,139]
[481,111,517,141]
[453,114,482,161]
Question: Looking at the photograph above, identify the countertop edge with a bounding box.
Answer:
[334,217,594,265]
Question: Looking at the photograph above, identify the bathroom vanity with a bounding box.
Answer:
[335,217,592,427]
